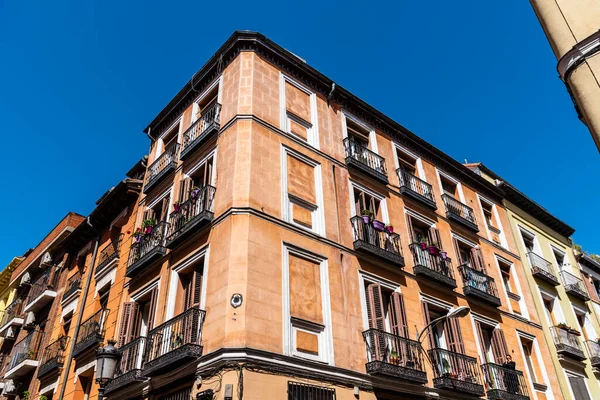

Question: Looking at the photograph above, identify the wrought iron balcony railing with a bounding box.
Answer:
[37,336,69,378]
[550,326,585,360]
[72,308,108,357]
[527,252,559,286]
[106,336,147,393]
[126,221,168,278]
[410,243,456,288]
[96,234,123,273]
[441,194,478,232]
[24,269,58,311]
[166,185,215,248]
[143,307,206,376]
[180,103,221,160]
[362,329,427,383]
[397,169,436,209]
[481,363,530,400]
[144,143,179,193]
[0,298,24,331]
[458,264,501,307]
[428,348,484,396]
[560,270,590,301]
[350,216,404,267]
[585,340,600,367]
[343,137,388,183]
[7,330,44,371]
[62,271,82,302]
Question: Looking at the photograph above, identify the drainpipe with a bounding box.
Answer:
[58,217,100,400]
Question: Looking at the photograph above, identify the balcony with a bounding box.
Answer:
[550,326,585,361]
[527,252,559,286]
[166,185,215,249]
[560,271,590,301]
[428,348,485,396]
[481,363,530,400]
[343,137,388,184]
[126,221,168,278]
[458,264,501,307]
[410,243,456,288]
[105,337,147,394]
[0,299,24,338]
[37,336,68,378]
[62,272,82,304]
[441,194,479,232]
[585,340,600,367]
[5,330,44,379]
[96,234,123,274]
[144,143,179,193]
[143,307,205,377]
[350,216,404,268]
[362,329,427,384]
[397,169,437,209]
[72,309,108,358]
[24,270,58,313]
[179,103,221,160]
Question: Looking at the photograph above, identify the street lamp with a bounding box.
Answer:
[417,306,470,344]
[95,340,120,400]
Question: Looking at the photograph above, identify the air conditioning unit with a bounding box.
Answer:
[19,272,31,287]
[2,380,15,395]
[24,311,35,327]
[41,252,52,265]
[5,327,16,339]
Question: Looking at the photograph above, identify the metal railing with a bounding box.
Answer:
[39,336,69,367]
[428,348,483,385]
[410,243,454,281]
[144,307,206,365]
[527,252,557,278]
[25,268,58,306]
[481,363,530,398]
[397,169,435,203]
[96,234,123,272]
[181,103,221,151]
[127,221,168,268]
[458,264,500,298]
[8,330,44,370]
[166,185,215,242]
[146,142,179,187]
[116,336,146,377]
[362,329,425,372]
[63,271,82,301]
[441,194,477,225]
[551,326,583,352]
[75,308,108,346]
[0,298,24,328]
[350,216,402,257]
[585,340,600,364]
[560,270,589,298]
[343,137,387,176]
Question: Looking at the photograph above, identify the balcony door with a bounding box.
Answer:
[353,188,382,220]
[474,321,509,364]
[421,302,464,354]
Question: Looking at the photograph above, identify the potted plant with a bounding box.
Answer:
[440,250,448,259]
[372,219,385,232]
[428,242,441,256]
[557,322,569,331]
[569,328,581,336]
[133,228,143,243]
[143,218,156,235]
[173,202,181,213]
[389,349,398,365]
[361,210,373,224]
[418,236,428,250]
[384,224,394,234]
[191,186,202,199]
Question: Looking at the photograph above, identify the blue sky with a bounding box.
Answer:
[0,0,598,266]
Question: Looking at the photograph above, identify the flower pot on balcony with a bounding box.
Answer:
[385,225,394,234]
[145,225,154,235]
[428,246,440,256]
[173,203,180,213]
[361,210,373,224]
[419,242,428,251]
[372,220,385,232]
[191,187,202,199]
[361,215,371,224]
[569,329,581,336]
[440,251,447,259]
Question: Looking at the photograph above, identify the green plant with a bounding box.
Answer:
[21,390,30,400]
[142,218,156,228]
[361,209,373,217]
[39,395,48,400]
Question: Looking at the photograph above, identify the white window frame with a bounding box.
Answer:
[341,111,378,153]
[564,369,592,400]
[282,244,333,364]
[191,76,223,122]
[392,143,426,181]
[419,294,453,350]
[183,148,218,187]
[166,247,210,320]
[357,270,401,333]
[477,194,508,248]
[281,146,325,235]
[348,180,389,223]
[469,313,501,363]
[572,303,598,340]
[155,117,183,158]
[142,186,174,227]
[130,279,161,337]
[280,74,319,149]
[494,255,529,319]
[516,330,554,400]
[435,169,466,203]
[538,288,566,325]
[516,226,542,256]
[549,244,569,272]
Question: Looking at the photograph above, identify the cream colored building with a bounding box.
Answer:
[529,0,600,151]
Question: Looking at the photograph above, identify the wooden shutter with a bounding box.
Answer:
[474,321,487,362]
[491,328,509,363]
[421,301,434,349]
[143,208,156,222]
[147,287,159,331]
[405,216,416,244]
[470,248,486,272]
[569,376,592,400]
[46,266,57,289]
[428,227,442,248]
[388,292,409,338]
[160,197,170,222]
[117,302,139,347]
[446,317,465,354]
[452,238,463,265]
[366,284,385,331]
[582,274,599,303]
[192,265,203,308]
[179,178,193,203]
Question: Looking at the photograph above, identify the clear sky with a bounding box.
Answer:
[1,0,598,266]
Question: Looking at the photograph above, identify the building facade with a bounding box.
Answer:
[529,0,600,151]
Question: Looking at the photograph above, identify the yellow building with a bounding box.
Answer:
[0,256,24,373]
[468,163,600,400]
[529,0,600,151]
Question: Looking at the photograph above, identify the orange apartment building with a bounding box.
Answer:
[0,31,575,400]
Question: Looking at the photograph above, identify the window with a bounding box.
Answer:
[193,85,218,122]
[573,307,597,341]
[345,118,371,149]
[405,213,441,246]
[452,237,485,272]
[479,199,504,247]
[396,147,418,176]
[498,260,517,295]
[178,154,215,203]
[288,382,335,400]
[283,246,332,363]
[552,248,567,270]
[353,187,381,220]
[144,192,171,225]
[117,285,159,347]
[543,298,558,326]
[282,148,324,234]
[567,374,592,400]
[364,282,408,337]
[440,175,457,198]
[62,314,72,337]
[281,75,318,147]
[421,301,464,353]
[158,122,180,157]
[521,231,536,253]
[474,320,508,364]
[520,338,538,383]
